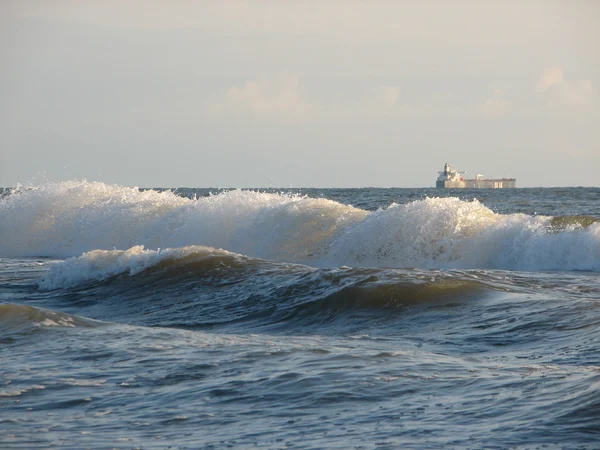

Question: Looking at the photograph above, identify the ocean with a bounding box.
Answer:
[1,181,599,449]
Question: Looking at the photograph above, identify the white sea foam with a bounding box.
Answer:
[0,181,365,261]
[0,385,45,397]
[2,182,600,279]
[325,197,600,271]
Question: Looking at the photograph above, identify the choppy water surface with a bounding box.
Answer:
[1,183,599,449]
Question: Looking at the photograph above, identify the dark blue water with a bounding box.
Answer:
[1,182,599,449]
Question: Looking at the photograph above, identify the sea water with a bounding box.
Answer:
[1,182,599,449]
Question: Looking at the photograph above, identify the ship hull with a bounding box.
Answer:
[437,179,516,189]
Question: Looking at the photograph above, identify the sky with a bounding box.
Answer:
[0,0,599,188]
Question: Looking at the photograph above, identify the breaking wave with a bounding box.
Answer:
[38,245,252,290]
[1,181,599,272]
[325,198,600,271]
[0,181,365,262]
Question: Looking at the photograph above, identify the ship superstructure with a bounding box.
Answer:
[436,163,516,188]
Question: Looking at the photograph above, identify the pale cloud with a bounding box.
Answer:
[545,79,596,108]
[535,67,596,109]
[353,86,405,117]
[216,81,405,122]
[217,75,313,122]
[478,89,512,118]
[371,86,401,110]
[535,66,564,93]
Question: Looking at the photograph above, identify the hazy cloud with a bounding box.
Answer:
[478,89,512,118]
[369,86,402,113]
[536,66,565,93]
[216,75,313,123]
[536,67,596,110]
[545,80,596,109]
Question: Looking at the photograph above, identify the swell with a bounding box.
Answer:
[36,252,494,331]
[0,304,98,336]
[265,276,486,330]
[1,181,599,271]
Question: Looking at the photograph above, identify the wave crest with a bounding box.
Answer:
[39,245,247,290]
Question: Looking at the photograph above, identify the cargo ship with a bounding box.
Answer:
[436,163,516,188]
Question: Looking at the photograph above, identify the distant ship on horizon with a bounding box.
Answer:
[436,163,516,189]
